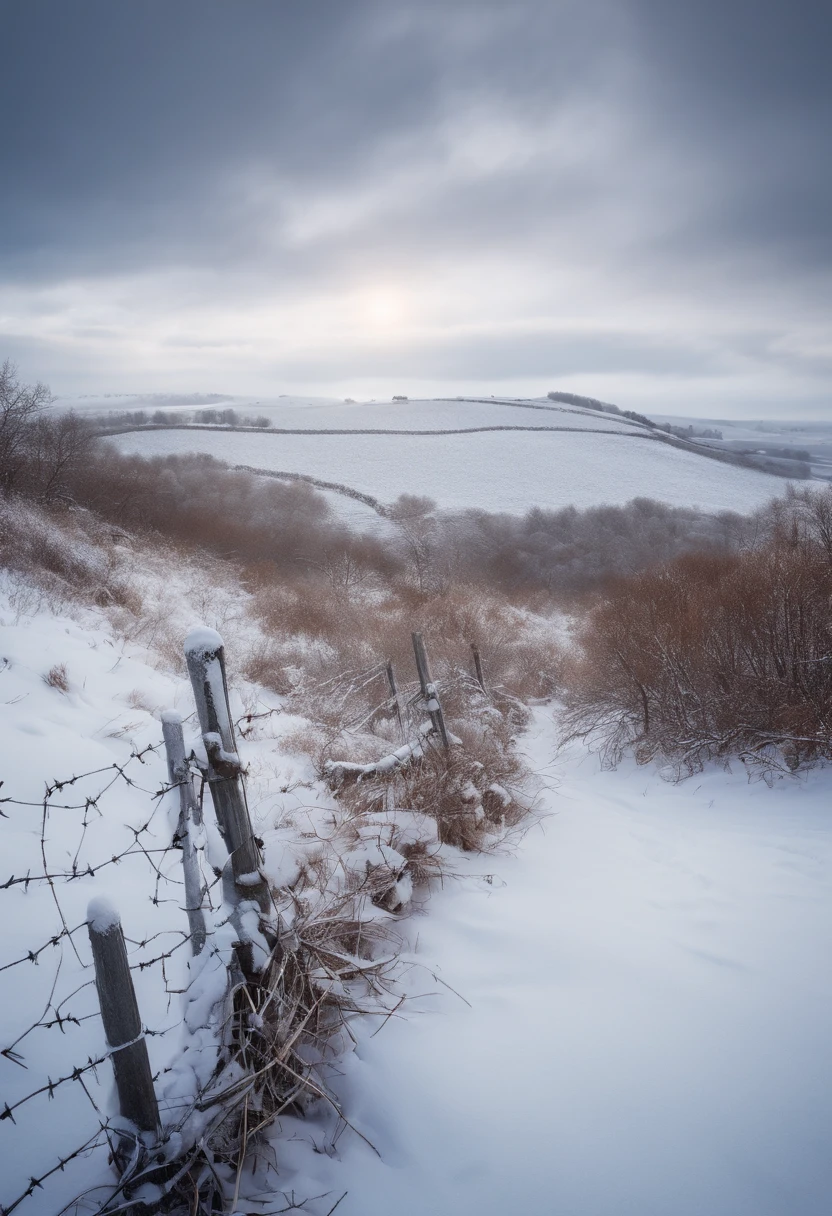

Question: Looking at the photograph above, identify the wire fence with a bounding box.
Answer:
[0,630,455,1216]
[0,738,195,1214]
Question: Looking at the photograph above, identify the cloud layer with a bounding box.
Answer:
[1,0,829,415]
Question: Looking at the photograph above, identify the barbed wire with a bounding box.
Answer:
[0,737,199,1216]
[0,690,409,1216]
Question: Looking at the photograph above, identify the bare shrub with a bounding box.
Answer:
[23,412,96,504]
[251,574,562,730]
[333,712,532,852]
[64,448,400,589]
[0,359,53,495]
[241,640,298,696]
[562,517,832,774]
[0,362,98,504]
[43,662,69,692]
[427,497,751,600]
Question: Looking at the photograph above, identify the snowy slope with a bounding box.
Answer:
[0,591,191,1211]
[0,579,329,1214]
[276,710,832,1216]
[109,424,789,517]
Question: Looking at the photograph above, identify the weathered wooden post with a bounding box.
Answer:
[386,660,406,740]
[161,710,207,955]
[471,643,487,694]
[87,898,160,1141]
[184,628,271,916]
[411,631,449,749]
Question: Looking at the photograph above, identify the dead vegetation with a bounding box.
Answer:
[43,662,69,692]
[562,485,832,777]
[250,578,562,715]
[0,496,143,616]
[331,715,531,853]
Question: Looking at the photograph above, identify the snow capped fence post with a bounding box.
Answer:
[411,631,449,749]
[183,628,272,917]
[471,643,487,694]
[86,898,160,1144]
[161,710,207,956]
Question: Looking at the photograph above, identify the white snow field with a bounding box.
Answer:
[2,577,830,1215]
[56,393,644,435]
[109,422,787,517]
[280,712,832,1216]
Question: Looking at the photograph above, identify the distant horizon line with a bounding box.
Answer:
[47,389,829,427]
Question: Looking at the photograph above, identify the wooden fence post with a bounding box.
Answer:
[87,898,160,1139]
[161,710,207,955]
[471,643,487,694]
[183,629,271,917]
[411,631,449,749]
[386,660,406,740]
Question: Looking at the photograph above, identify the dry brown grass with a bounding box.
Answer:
[325,707,533,854]
[562,525,832,775]
[43,662,69,692]
[241,572,555,856]
[250,577,563,722]
[0,498,143,617]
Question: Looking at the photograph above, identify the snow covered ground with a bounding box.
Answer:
[54,393,644,435]
[0,574,328,1214]
[3,570,830,1215]
[279,711,832,1216]
[109,425,787,518]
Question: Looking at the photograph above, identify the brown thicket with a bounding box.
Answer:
[563,486,832,775]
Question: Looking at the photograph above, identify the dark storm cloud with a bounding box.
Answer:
[1,0,626,277]
[0,0,829,408]
[629,1,832,271]
[0,0,424,274]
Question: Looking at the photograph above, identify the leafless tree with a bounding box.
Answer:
[0,359,52,494]
[27,411,95,504]
[388,494,444,593]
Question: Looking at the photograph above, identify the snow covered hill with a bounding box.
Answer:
[79,394,799,520]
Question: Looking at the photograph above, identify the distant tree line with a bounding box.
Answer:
[91,406,273,429]
[547,390,723,440]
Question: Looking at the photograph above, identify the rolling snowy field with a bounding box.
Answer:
[56,393,644,434]
[102,398,793,518]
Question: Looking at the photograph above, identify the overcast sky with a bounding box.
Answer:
[1,0,829,416]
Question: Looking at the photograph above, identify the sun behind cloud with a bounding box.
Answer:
[357,287,407,335]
